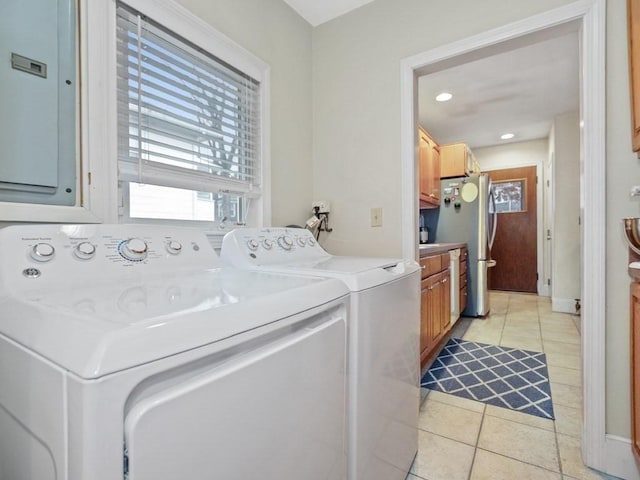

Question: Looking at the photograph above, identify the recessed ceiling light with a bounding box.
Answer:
[435,92,453,102]
[500,133,515,140]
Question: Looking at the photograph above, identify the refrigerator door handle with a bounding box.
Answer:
[488,181,498,250]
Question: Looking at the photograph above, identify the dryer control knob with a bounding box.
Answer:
[247,239,259,251]
[166,240,182,255]
[307,237,316,246]
[262,238,274,250]
[296,236,306,247]
[120,238,148,261]
[74,242,96,260]
[278,235,294,250]
[31,243,55,262]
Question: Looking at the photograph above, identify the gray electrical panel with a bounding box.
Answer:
[0,0,77,206]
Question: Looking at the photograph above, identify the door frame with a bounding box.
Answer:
[482,163,544,295]
[400,0,610,475]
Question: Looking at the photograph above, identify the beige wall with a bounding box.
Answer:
[606,0,637,438]
[311,0,575,257]
[311,0,637,439]
[175,0,314,227]
[550,111,581,310]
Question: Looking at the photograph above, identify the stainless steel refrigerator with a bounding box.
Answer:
[436,174,497,317]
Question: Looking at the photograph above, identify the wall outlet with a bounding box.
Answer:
[370,207,383,227]
[312,200,330,213]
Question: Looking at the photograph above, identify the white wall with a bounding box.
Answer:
[475,138,548,170]
[311,0,638,441]
[550,111,581,312]
[175,0,313,227]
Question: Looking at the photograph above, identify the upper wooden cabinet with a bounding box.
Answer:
[440,143,480,178]
[629,0,640,154]
[419,126,440,207]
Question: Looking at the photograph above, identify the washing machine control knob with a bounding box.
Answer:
[262,238,274,250]
[307,237,316,246]
[166,240,182,255]
[74,242,96,260]
[120,237,148,261]
[31,243,55,262]
[247,239,259,251]
[296,236,306,247]
[278,235,294,250]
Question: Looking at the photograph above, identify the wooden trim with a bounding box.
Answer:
[631,283,640,461]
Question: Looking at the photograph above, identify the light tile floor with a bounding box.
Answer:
[409,291,614,480]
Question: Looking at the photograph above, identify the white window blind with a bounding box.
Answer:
[116,3,261,204]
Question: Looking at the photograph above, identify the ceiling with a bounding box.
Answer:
[282,0,374,26]
[418,29,580,150]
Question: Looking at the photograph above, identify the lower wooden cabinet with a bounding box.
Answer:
[420,252,450,369]
[631,282,640,461]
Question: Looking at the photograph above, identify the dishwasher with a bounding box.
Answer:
[449,249,461,325]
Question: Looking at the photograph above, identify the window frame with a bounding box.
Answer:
[84,0,270,226]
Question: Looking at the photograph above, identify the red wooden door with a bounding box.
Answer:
[488,166,537,293]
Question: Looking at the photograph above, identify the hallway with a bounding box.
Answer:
[409,292,607,479]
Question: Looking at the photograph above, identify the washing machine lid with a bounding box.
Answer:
[220,227,420,291]
[259,257,419,291]
[0,268,348,379]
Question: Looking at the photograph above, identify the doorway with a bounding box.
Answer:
[400,0,606,473]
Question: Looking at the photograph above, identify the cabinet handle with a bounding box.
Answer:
[421,265,426,269]
[442,278,448,283]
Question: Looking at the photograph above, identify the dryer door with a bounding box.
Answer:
[123,309,346,480]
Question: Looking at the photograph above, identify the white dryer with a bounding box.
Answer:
[221,228,421,480]
[0,224,350,480]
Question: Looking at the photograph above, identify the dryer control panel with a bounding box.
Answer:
[221,227,330,267]
[0,224,218,292]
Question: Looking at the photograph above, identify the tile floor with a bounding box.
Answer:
[409,291,611,480]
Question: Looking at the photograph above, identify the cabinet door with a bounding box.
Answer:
[419,128,440,207]
[631,282,640,461]
[430,143,441,202]
[629,0,640,153]
[420,273,441,367]
[419,132,433,200]
[440,270,451,333]
[420,278,430,359]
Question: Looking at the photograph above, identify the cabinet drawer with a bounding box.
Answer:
[440,252,450,268]
[420,255,442,279]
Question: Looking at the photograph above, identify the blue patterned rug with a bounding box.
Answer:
[421,338,555,419]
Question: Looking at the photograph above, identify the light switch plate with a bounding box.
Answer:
[370,207,383,227]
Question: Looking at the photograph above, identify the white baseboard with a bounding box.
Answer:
[604,435,640,480]
[551,297,578,314]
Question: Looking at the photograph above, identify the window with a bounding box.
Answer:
[116,2,262,226]
[493,179,526,213]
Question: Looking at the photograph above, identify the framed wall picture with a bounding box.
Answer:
[493,178,526,213]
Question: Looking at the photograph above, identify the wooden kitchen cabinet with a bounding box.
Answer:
[629,0,640,154]
[419,252,450,369]
[631,282,640,461]
[440,143,479,178]
[419,126,440,207]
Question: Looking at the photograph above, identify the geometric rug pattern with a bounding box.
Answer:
[421,338,555,420]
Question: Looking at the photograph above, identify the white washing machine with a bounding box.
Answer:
[0,224,350,480]
[221,228,421,480]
